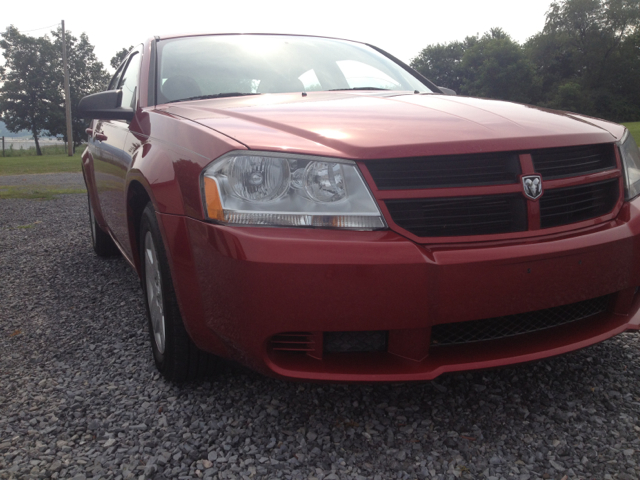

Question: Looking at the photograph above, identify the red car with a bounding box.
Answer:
[79,33,640,383]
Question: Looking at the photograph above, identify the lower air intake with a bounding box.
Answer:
[431,295,610,346]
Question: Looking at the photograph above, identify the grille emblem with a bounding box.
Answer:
[522,175,543,200]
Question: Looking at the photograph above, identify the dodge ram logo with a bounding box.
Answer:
[522,175,543,200]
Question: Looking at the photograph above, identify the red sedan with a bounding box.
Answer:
[78,34,640,383]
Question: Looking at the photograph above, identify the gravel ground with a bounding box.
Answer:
[2,193,640,480]
[0,172,84,188]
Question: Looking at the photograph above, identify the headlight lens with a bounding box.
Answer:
[201,151,386,230]
[620,130,640,201]
[228,156,290,202]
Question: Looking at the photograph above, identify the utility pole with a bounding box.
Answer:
[61,20,73,156]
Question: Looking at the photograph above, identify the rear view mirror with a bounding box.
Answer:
[438,87,457,96]
[78,90,135,120]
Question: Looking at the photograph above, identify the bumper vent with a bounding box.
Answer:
[532,144,617,179]
[540,179,619,229]
[269,332,314,353]
[366,152,521,190]
[385,194,527,237]
[431,295,610,346]
[324,331,388,353]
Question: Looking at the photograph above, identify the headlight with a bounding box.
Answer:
[620,130,640,201]
[201,151,386,230]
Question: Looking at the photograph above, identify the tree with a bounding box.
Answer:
[411,28,535,104]
[410,40,467,93]
[0,26,109,153]
[461,29,536,103]
[47,28,110,148]
[526,0,640,120]
[411,0,640,122]
[0,26,60,155]
[111,46,133,70]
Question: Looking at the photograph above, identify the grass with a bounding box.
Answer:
[0,150,83,175]
[623,122,640,143]
[0,185,86,200]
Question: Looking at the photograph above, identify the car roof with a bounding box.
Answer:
[152,32,363,45]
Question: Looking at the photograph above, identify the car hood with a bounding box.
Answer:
[161,92,624,159]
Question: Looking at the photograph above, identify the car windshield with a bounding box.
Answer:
[156,35,433,104]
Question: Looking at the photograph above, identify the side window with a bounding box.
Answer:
[118,51,142,109]
[108,64,125,91]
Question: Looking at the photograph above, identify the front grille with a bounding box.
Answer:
[269,332,314,353]
[324,331,388,353]
[532,144,616,179]
[366,152,521,190]
[385,194,527,237]
[540,179,619,229]
[431,295,610,346]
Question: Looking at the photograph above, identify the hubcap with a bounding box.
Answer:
[144,231,166,354]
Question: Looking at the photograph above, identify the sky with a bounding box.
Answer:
[4,0,554,72]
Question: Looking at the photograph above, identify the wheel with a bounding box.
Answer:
[88,194,119,257]
[139,203,215,382]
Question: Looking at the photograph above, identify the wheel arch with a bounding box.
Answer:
[127,180,153,274]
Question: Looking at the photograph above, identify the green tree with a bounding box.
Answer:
[411,28,535,103]
[111,46,133,69]
[526,0,640,120]
[461,28,536,103]
[410,40,467,93]
[47,28,110,148]
[0,26,60,155]
[411,0,640,121]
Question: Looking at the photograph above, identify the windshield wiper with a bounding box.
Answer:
[167,92,261,103]
[328,87,390,91]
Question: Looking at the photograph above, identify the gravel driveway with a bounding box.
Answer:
[2,192,640,480]
[0,172,85,189]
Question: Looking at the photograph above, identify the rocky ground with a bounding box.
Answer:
[1,191,640,480]
[0,172,85,189]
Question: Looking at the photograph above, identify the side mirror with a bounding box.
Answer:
[438,87,457,96]
[78,90,135,121]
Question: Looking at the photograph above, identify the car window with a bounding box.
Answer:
[118,51,142,109]
[156,35,432,103]
[108,63,126,91]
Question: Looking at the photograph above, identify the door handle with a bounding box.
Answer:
[86,128,107,141]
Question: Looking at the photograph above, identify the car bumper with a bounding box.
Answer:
[158,198,640,382]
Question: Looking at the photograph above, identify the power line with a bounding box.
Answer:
[16,23,59,34]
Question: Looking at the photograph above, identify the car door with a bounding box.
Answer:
[92,48,142,259]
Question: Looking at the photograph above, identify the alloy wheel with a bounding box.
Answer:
[144,231,166,354]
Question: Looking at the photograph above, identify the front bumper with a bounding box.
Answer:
[158,198,640,382]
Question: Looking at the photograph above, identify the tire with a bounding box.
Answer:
[88,194,119,257]
[139,203,215,382]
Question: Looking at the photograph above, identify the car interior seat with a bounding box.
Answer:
[160,75,202,103]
